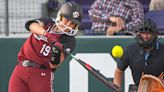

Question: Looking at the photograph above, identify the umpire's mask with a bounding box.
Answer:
[135,19,159,49]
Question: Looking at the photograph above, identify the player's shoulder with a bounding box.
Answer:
[124,42,138,54]
[127,43,138,50]
[60,34,76,43]
[60,34,76,52]
[128,0,141,7]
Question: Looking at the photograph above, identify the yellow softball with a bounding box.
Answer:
[112,45,123,58]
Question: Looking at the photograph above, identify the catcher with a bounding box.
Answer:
[8,2,83,92]
[113,19,164,91]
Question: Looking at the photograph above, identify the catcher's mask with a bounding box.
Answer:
[55,2,83,36]
[135,19,158,49]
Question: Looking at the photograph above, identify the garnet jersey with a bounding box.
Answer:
[18,18,76,68]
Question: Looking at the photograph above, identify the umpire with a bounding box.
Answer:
[113,19,164,90]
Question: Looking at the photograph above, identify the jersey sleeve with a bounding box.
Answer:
[117,47,130,71]
[60,34,76,55]
[25,17,54,31]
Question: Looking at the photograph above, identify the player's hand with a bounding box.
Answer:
[109,16,125,29]
[50,42,63,65]
[52,42,63,51]
[49,52,65,69]
[106,26,122,36]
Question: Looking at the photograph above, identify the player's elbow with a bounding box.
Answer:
[25,20,38,31]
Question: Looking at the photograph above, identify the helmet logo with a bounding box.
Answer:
[73,11,79,18]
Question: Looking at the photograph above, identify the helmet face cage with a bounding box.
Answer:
[55,18,78,36]
[135,19,158,49]
[55,2,83,36]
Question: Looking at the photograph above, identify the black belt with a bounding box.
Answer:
[21,60,48,70]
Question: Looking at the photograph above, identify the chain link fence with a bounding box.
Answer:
[0,0,49,36]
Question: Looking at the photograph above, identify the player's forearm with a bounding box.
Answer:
[29,22,46,36]
[113,67,123,87]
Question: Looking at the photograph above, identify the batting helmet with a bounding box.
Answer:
[55,2,83,36]
[58,2,83,25]
[135,19,159,49]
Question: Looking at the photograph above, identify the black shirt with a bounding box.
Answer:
[117,42,164,86]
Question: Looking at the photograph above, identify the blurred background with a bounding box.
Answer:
[0,0,164,92]
[1,0,163,36]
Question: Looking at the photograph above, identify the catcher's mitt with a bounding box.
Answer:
[138,74,164,92]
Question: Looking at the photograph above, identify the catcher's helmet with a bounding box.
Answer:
[55,2,83,36]
[135,19,158,49]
